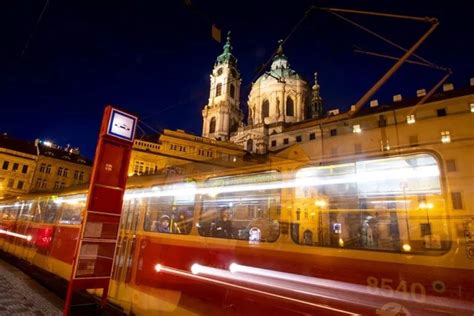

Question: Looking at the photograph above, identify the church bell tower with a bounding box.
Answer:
[202,32,243,141]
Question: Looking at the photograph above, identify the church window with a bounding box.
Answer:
[309,132,316,140]
[209,117,216,134]
[230,84,235,98]
[262,100,269,120]
[246,139,253,151]
[217,68,223,75]
[283,138,289,145]
[230,120,238,133]
[286,97,294,116]
[216,83,222,97]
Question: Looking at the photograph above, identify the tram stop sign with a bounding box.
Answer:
[64,106,137,316]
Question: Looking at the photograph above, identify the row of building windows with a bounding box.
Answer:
[215,83,236,99]
[39,163,84,180]
[135,141,159,150]
[1,177,25,190]
[260,97,295,120]
[2,161,29,174]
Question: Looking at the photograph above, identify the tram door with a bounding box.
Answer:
[112,198,141,293]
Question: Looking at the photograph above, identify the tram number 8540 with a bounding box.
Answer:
[366,277,427,303]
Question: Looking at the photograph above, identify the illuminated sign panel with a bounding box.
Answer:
[107,108,137,142]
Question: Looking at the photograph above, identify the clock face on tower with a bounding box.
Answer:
[217,68,223,76]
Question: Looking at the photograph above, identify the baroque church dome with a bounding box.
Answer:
[248,41,309,126]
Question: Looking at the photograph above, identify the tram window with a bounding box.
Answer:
[59,202,84,224]
[33,200,57,223]
[293,153,449,254]
[143,183,195,235]
[1,204,19,220]
[199,172,281,242]
[18,202,34,221]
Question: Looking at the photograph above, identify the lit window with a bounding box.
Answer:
[470,103,474,113]
[352,124,362,134]
[407,114,416,124]
[441,131,451,144]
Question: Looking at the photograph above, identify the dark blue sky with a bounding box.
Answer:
[1,1,473,158]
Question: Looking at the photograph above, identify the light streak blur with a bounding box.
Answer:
[0,229,32,241]
[155,263,358,315]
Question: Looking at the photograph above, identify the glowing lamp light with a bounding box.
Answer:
[154,264,162,272]
[338,238,344,247]
[352,125,362,134]
[191,263,202,275]
[314,200,326,208]
[43,141,53,147]
[402,244,412,252]
[406,115,416,124]
[419,202,433,209]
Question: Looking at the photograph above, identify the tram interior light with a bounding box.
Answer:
[419,202,433,209]
[314,200,326,207]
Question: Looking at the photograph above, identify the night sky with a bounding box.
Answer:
[1,1,473,158]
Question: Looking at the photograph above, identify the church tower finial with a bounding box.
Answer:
[311,71,323,118]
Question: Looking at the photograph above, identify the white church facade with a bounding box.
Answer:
[202,33,323,154]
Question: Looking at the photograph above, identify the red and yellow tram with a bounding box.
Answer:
[0,150,473,315]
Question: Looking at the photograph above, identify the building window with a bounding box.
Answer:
[74,170,79,179]
[216,83,222,96]
[352,124,362,134]
[470,103,474,113]
[441,131,451,144]
[262,100,270,120]
[409,135,418,147]
[54,181,61,189]
[2,161,9,170]
[296,135,302,142]
[451,192,463,210]
[309,133,316,140]
[57,167,63,176]
[271,140,277,147]
[286,97,294,116]
[446,159,457,172]
[378,115,387,127]
[283,138,289,145]
[45,164,52,174]
[437,108,447,117]
[79,172,84,181]
[61,182,65,188]
[246,139,253,151]
[39,163,46,173]
[7,179,14,188]
[209,117,216,134]
[17,180,24,190]
[354,143,362,153]
[330,129,337,136]
[36,178,42,188]
[230,84,235,98]
[12,163,19,171]
[22,165,28,174]
[63,168,69,177]
[217,67,223,76]
[407,114,416,124]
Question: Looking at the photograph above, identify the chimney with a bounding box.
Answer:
[416,89,426,97]
[442,83,454,92]
[393,94,402,102]
[370,100,379,108]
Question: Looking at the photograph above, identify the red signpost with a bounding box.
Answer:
[64,106,137,316]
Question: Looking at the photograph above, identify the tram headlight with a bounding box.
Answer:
[191,263,202,275]
[154,264,162,272]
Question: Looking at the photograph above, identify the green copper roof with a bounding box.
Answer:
[216,31,237,66]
